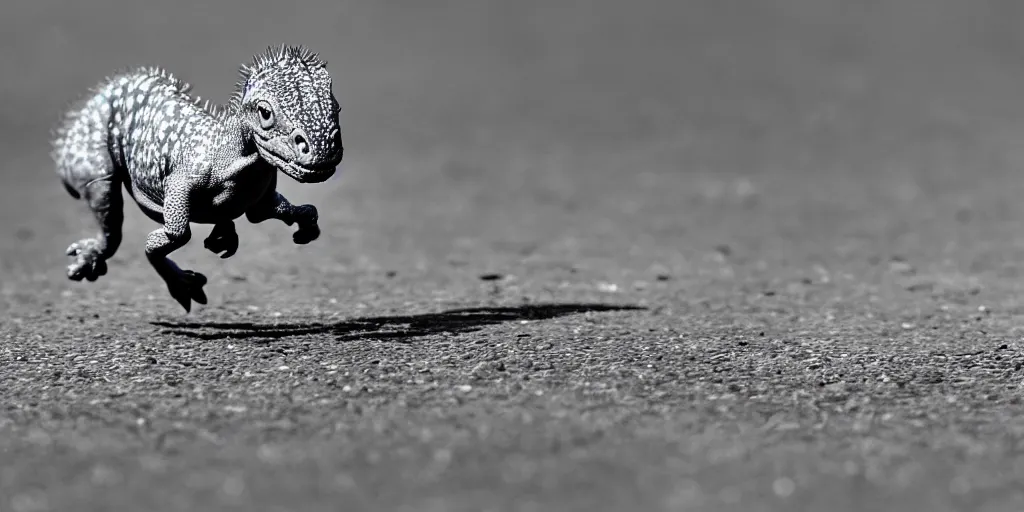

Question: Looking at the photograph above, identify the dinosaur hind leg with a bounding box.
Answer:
[66,174,124,282]
[54,98,125,282]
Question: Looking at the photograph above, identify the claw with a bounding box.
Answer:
[204,237,238,258]
[65,238,107,282]
[84,259,107,282]
[293,224,320,245]
[291,205,320,245]
[166,269,208,313]
[204,225,239,259]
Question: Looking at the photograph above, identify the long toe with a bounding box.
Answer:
[171,290,192,313]
[83,259,108,282]
[186,271,209,304]
[167,270,209,313]
[67,264,85,281]
[183,270,207,286]
[293,226,320,244]
[203,238,237,259]
[167,281,194,312]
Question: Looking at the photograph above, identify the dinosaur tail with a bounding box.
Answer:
[51,94,117,201]
[51,109,83,199]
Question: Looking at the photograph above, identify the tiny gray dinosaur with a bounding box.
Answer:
[51,44,344,312]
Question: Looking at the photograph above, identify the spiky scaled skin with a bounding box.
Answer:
[51,45,344,312]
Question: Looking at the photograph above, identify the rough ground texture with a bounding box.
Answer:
[7,1,1024,511]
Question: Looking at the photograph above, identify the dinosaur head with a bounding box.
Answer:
[234,45,344,184]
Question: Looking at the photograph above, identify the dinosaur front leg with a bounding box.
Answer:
[245,190,320,245]
[203,221,239,258]
[146,183,207,312]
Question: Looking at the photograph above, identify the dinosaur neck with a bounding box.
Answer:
[204,108,256,160]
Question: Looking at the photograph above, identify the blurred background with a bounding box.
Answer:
[3,0,1024,168]
[6,0,1024,304]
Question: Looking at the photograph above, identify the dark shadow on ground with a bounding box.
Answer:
[152,303,646,343]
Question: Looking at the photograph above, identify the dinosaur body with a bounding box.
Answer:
[51,45,344,312]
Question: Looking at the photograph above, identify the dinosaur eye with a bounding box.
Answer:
[256,103,274,129]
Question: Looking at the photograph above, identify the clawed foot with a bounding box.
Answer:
[293,223,320,244]
[204,223,238,258]
[66,239,108,282]
[165,269,208,313]
[293,205,320,244]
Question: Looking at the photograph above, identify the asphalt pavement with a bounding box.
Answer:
[6,1,1024,511]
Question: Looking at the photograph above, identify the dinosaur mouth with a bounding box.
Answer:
[254,138,338,184]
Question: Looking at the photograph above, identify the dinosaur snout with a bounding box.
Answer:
[289,128,312,165]
[281,126,343,169]
[327,128,344,163]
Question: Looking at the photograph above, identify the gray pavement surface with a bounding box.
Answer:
[6,1,1024,510]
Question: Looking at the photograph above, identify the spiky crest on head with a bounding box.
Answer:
[229,44,328,110]
[231,43,341,183]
